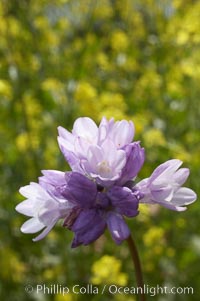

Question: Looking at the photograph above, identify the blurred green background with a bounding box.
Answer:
[0,0,199,300]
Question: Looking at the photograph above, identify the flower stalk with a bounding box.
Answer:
[126,234,146,301]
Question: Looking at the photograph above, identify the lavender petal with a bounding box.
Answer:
[106,212,130,244]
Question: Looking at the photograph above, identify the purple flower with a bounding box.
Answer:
[62,172,139,247]
[117,142,145,186]
[16,171,140,246]
[81,140,126,186]
[16,115,197,248]
[57,117,99,172]
[39,170,68,198]
[136,159,197,211]
[58,117,134,161]
[45,171,140,246]
[58,117,144,186]
[16,180,75,241]
[101,117,135,148]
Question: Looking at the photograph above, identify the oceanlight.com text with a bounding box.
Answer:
[25,283,194,297]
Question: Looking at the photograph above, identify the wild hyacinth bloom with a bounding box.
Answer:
[45,171,140,246]
[17,170,140,245]
[58,117,145,186]
[16,179,75,241]
[136,159,197,211]
[16,116,197,248]
[57,117,134,162]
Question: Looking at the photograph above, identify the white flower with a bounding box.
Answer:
[57,116,140,186]
[136,159,197,211]
[16,182,74,241]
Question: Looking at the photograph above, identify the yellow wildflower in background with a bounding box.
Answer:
[23,93,42,118]
[16,131,40,152]
[132,113,151,136]
[137,204,151,223]
[16,132,30,152]
[96,52,110,71]
[55,293,76,301]
[93,0,113,19]
[74,81,98,118]
[41,78,67,104]
[143,226,165,248]
[96,92,127,120]
[0,80,12,100]
[91,255,128,286]
[34,16,50,30]
[0,247,26,283]
[111,30,129,52]
[75,81,97,102]
[143,128,166,147]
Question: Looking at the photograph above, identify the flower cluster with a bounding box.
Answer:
[16,117,197,247]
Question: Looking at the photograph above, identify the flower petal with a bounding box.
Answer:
[109,120,134,148]
[172,168,189,186]
[64,172,97,208]
[151,185,174,202]
[117,142,145,185]
[21,217,45,233]
[83,142,126,184]
[57,137,81,171]
[40,170,66,186]
[72,117,98,142]
[39,170,69,198]
[33,221,57,241]
[15,199,35,217]
[19,182,49,200]
[71,210,106,247]
[106,212,130,244]
[108,186,139,217]
[98,117,112,144]
[150,159,182,185]
[151,199,187,212]
[71,209,97,232]
[57,126,75,151]
[172,187,197,206]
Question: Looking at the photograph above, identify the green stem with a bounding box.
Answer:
[126,234,146,301]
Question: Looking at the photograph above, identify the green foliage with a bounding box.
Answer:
[0,0,199,300]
